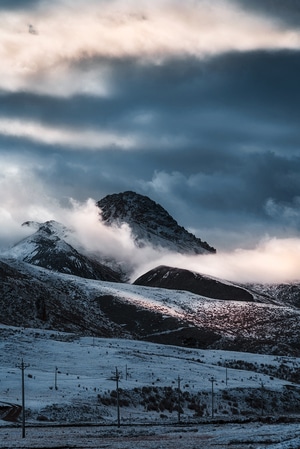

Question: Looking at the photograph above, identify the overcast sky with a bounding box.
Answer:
[1,0,300,281]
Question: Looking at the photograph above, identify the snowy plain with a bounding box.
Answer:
[1,422,300,449]
[1,325,300,448]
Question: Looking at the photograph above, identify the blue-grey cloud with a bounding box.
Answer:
[0,0,40,10]
[1,0,300,266]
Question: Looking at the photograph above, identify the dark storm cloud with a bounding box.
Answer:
[1,50,300,244]
[148,151,300,223]
[234,0,300,28]
[1,0,300,254]
[1,50,299,137]
[0,0,40,10]
[2,129,300,239]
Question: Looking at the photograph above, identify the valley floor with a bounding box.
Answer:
[1,422,300,449]
[1,326,300,448]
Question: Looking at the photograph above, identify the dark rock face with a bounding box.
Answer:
[22,237,121,282]
[0,261,26,280]
[97,191,216,254]
[134,265,254,301]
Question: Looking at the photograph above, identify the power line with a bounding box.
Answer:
[110,367,121,427]
[55,366,58,390]
[177,375,181,424]
[16,359,30,438]
[210,376,215,419]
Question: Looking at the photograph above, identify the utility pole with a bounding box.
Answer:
[177,375,181,424]
[111,367,121,427]
[55,366,58,390]
[226,367,228,386]
[17,359,30,438]
[210,377,215,419]
[261,382,264,417]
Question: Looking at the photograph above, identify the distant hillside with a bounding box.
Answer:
[246,282,300,309]
[134,265,255,301]
[1,257,299,356]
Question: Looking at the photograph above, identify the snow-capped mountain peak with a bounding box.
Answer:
[5,220,122,282]
[97,191,216,254]
[22,219,69,238]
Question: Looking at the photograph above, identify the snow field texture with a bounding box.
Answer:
[1,326,299,424]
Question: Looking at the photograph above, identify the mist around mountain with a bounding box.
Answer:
[4,191,217,282]
[1,191,299,357]
[97,191,216,255]
[8,220,123,282]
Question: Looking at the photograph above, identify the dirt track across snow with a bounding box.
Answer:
[1,422,300,449]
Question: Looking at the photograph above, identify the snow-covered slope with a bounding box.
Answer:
[247,282,300,309]
[0,258,299,356]
[1,192,299,358]
[98,191,216,254]
[0,327,299,427]
[5,220,122,282]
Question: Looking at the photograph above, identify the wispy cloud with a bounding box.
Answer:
[0,162,56,247]
[0,118,138,150]
[131,237,300,284]
[1,0,300,95]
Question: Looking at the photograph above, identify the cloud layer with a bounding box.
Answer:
[1,0,300,95]
[2,191,298,284]
[1,0,300,282]
[59,200,300,284]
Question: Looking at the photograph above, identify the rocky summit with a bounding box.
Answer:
[97,191,216,254]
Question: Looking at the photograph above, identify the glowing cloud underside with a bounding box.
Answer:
[0,0,300,95]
